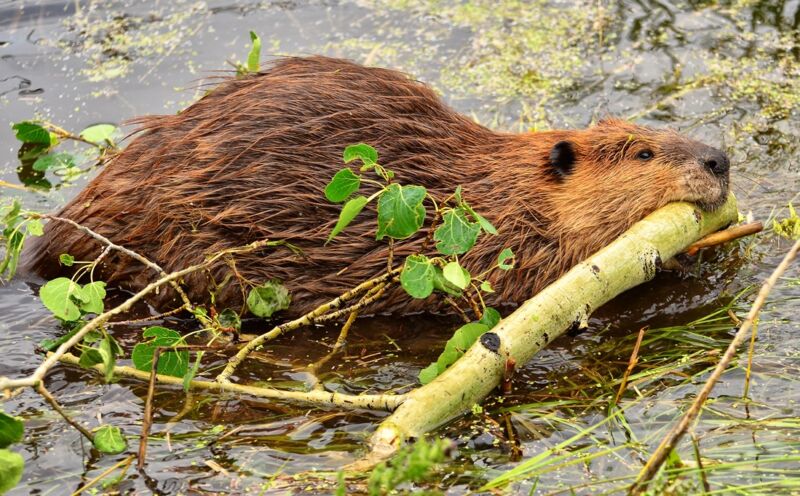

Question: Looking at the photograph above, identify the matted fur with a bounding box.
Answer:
[23,56,729,317]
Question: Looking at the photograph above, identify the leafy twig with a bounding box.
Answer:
[216,268,400,383]
[0,239,286,393]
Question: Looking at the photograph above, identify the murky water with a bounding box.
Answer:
[1,0,799,494]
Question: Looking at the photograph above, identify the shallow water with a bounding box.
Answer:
[1,0,799,494]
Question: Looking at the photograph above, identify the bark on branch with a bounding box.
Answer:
[357,195,740,468]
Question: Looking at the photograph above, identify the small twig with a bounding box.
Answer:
[39,214,195,313]
[690,433,710,493]
[107,306,188,327]
[36,383,95,443]
[216,268,400,383]
[308,279,393,325]
[307,301,364,389]
[387,238,394,273]
[0,179,34,192]
[138,348,162,470]
[444,296,471,324]
[0,239,285,393]
[613,327,647,406]
[629,238,799,494]
[71,455,134,496]
[743,319,758,398]
[683,222,763,256]
[55,352,406,411]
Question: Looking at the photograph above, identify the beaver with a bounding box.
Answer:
[23,56,730,318]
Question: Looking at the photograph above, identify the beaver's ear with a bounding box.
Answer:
[549,141,576,178]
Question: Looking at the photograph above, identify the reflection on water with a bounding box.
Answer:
[1,0,799,494]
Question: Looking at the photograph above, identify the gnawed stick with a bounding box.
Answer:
[683,221,762,256]
[353,196,739,471]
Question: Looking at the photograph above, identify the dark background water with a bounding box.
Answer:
[1,0,799,494]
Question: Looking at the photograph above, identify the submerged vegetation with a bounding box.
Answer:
[1,0,799,495]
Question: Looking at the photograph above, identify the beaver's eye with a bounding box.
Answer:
[637,150,654,160]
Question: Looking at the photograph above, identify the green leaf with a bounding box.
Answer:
[480,281,494,293]
[78,347,104,368]
[32,152,76,172]
[418,363,439,385]
[183,351,204,392]
[434,208,481,256]
[453,323,489,351]
[0,449,24,494]
[131,327,189,378]
[463,203,497,235]
[497,248,515,270]
[99,335,118,382]
[479,307,501,329]
[0,231,24,280]
[324,168,361,203]
[246,31,261,73]
[217,309,241,332]
[59,253,75,266]
[12,121,51,145]
[328,195,368,242]
[26,219,43,236]
[431,266,462,296]
[39,327,78,352]
[39,277,84,321]
[80,281,106,314]
[1,200,21,227]
[418,322,489,384]
[246,280,291,318]
[442,261,470,290]
[376,184,427,240]
[79,124,117,145]
[343,143,378,167]
[92,425,127,455]
[400,254,436,299]
[0,412,23,449]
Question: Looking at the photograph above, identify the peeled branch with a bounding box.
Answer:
[355,194,740,469]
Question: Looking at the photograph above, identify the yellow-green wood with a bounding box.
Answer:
[368,195,739,458]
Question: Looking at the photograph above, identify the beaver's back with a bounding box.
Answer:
[24,56,510,316]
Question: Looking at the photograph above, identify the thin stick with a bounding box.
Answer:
[138,348,162,470]
[629,238,800,494]
[40,214,195,312]
[743,319,758,398]
[0,239,285,393]
[71,455,135,496]
[36,383,95,443]
[683,222,763,256]
[444,296,471,324]
[613,327,647,406]
[307,305,363,389]
[0,179,32,191]
[56,352,405,411]
[216,268,399,383]
[690,433,710,493]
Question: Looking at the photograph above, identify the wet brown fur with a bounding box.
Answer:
[23,56,730,318]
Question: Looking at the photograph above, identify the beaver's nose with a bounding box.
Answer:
[703,149,730,176]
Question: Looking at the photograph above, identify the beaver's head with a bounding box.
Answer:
[547,118,730,213]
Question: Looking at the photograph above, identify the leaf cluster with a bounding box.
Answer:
[324,144,518,385]
[773,203,800,240]
[11,120,118,186]
[367,437,451,496]
[0,200,44,280]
